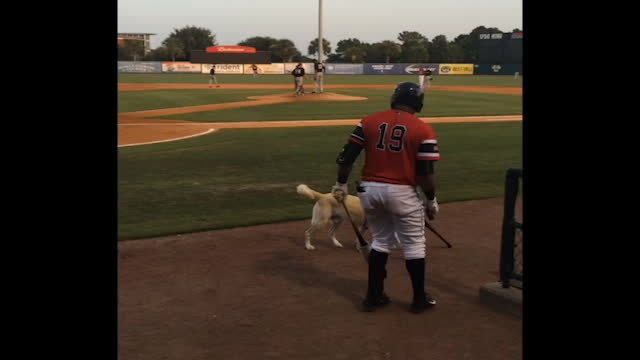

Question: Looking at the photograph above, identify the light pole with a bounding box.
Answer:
[318,0,323,63]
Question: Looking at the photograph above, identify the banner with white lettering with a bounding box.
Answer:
[201,64,244,74]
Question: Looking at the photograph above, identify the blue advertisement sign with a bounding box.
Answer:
[364,63,440,75]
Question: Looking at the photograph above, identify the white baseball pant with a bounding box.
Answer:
[294,77,305,95]
[357,181,426,259]
[315,72,324,93]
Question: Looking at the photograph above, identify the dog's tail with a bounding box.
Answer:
[296,184,324,200]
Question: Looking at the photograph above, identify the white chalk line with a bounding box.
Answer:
[118,129,217,148]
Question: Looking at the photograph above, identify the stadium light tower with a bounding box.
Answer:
[318,0,324,62]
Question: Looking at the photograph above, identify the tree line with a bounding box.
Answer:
[118,25,522,64]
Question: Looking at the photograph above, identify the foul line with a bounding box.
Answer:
[118,128,217,148]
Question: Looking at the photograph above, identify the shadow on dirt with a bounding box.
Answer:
[257,250,366,309]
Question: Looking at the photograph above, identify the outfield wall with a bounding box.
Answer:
[475,64,523,75]
[117,61,521,75]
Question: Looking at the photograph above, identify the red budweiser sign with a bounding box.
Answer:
[206,46,257,53]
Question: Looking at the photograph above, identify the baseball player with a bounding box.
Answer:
[332,82,440,313]
[208,65,219,88]
[313,60,326,93]
[251,64,259,78]
[292,63,306,96]
[418,67,433,90]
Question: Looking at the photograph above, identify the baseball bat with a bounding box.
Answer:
[337,191,370,264]
[424,219,452,248]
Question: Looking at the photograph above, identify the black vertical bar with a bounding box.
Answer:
[500,168,522,288]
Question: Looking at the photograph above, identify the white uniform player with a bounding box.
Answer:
[292,63,306,96]
[314,60,325,93]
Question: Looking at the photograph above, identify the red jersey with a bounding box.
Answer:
[348,109,440,186]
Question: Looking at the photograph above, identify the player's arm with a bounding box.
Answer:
[416,135,440,219]
[416,161,438,220]
[416,161,436,200]
[336,142,363,183]
[333,123,365,194]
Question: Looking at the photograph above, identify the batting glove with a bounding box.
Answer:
[426,197,439,220]
[331,182,348,201]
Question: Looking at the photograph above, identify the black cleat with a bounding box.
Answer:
[361,293,391,312]
[410,293,436,313]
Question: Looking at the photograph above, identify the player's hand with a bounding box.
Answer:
[425,197,439,220]
[331,182,348,202]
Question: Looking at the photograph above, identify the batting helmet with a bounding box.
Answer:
[390,82,424,113]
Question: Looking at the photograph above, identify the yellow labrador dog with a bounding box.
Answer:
[296,184,367,250]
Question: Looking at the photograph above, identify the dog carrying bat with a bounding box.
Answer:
[334,189,370,264]
[341,198,370,263]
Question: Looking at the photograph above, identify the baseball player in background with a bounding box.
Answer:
[313,59,326,93]
[208,65,219,88]
[418,67,433,90]
[251,64,259,78]
[332,82,440,313]
[292,63,306,96]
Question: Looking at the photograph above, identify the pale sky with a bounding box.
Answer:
[118,0,522,53]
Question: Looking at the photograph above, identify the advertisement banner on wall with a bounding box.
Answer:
[206,46,256,53]
[438,64,474,75]
[243,63,285,74]
[284,63,315,74]
[201,64,244,74]
[118,61,162,73]
[325,64,364,75]
[364,63,441,75]
[403,63,440,75]
[364,63,403,75]
[162,62,202,73]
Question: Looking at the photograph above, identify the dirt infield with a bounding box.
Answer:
[118,91,521,147]
[119,115,522,147]
[119,83,522,95]
[118,198,522,360]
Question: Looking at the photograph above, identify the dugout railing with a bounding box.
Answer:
[499,168,523,289]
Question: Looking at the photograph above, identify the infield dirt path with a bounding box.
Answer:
[119,197,522,360]
[118,86,522,147]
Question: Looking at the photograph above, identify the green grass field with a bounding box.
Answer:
[119,89,279,113]
[118,73,523,87]
[118,122,522,240]
[119,88,522,118]
[157,89,522,121]
[118,74,522,240]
